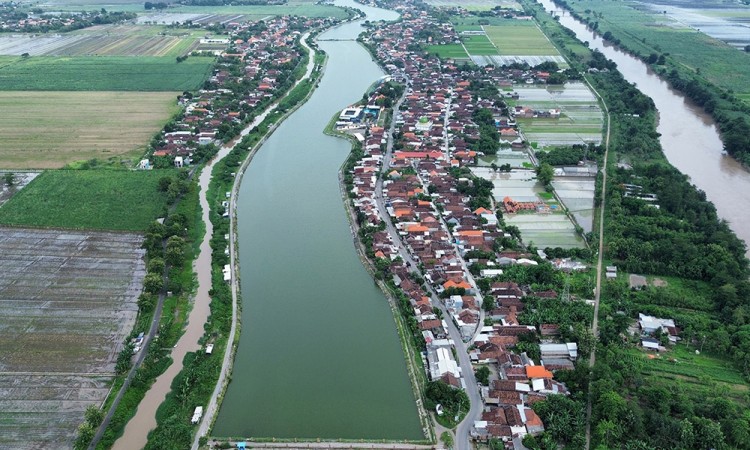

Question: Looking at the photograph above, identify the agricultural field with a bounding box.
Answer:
[448,17,566,66]
[0,25,205,57]
[425,43,469,59]
[563,0,750,102]
[0,55,214,91]
[0,172,40,207]
[0,91,178,169]
[472,166,587,248]
[483,21,559,55]
[0,228,145,450]
[425,0,521,11]
[633,344,748,402]
[461,34,497,55]
[513,82,603,146]
[0,170,172,231]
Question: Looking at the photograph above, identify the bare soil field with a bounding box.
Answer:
[0,227,145,449]
[0,91,177,169]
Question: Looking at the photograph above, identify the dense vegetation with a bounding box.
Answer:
[587,36,750,450]
[0,170,171,231]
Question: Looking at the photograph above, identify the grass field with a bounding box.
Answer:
[0,170,172,231]
[0,91,177,169]
[483,22,559,55]
[0,228,145,449]
[0,55,214,90]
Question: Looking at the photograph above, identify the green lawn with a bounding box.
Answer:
[425,44,469,59]
[461,34,497,55]
[0,170,172,231]
[484,22,559,56]
[0,56,214,91]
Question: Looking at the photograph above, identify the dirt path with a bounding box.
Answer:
[110,33,315,450]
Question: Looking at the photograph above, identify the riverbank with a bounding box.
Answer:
[212,0,423,439]
[326,107,435,443]
[193,33,326,449]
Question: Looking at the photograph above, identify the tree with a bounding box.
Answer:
[4,172,14,186]
[482,295,496,311]
[73,422,95,450]
[536,163,554,188]
[440,431,454,450]
[144,273,163,294]
[84,404,104,427]
[475,366,490,385]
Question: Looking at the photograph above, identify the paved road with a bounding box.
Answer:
[374,88,480,450]
[190,32,317,450]
[583,75,611,450]
[212,441,436,449]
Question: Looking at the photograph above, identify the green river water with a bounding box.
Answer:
[212,0,424,440]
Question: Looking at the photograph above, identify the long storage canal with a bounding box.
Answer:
[213,0,424,440]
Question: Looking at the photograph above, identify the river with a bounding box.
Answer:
[212,0,424,441]
[536,0,750,254]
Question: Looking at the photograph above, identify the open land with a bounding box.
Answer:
[0,91,178,169]
[0,228,145,450]
[0,170,171,231]
[0,25,207,57]
[0,55,214,90]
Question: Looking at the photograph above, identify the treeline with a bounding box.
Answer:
[0,10,136,33]
[535,143,602,166]
[586,55,750,449]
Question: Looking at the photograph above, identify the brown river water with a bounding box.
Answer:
[537,0,750,256]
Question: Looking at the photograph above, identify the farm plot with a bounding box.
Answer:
[552,177,595,233]
[0,91,177,169]
[0,27,200,57]
[484,22,559,55]
[0,169,172,231]
[514,82,603,146]
[0,56,214,91]
[472,167,586,248]
[0,172,40,208]
[426,43,469,59]
[461,34,498,55]
[0,228,145,450]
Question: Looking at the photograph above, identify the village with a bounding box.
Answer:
[342,1,680,447]
[140,14,338,170]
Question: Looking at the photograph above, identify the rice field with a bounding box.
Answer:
[0,91,178,169]
[514,82,603,147]
[461,34,498,55]
[483,22,560,56]
[471,167,587,248]
[552,177,595,233]
[0,228,145,450]
[0,25,204,57]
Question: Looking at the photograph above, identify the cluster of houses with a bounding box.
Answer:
[0,8,134,32]
[348,3,592,447]
[141,16,333,168]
